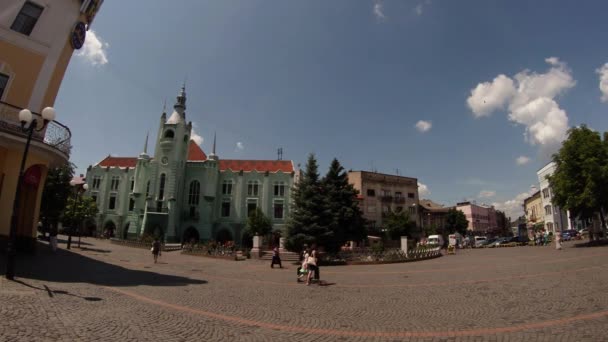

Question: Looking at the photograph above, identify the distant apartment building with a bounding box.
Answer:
[523,190,543,238]
[456,201,497,233]
[418,199,452,231]
[537,162,570,233]
[347,171,419,230]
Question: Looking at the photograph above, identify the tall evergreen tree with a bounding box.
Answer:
[285,154,331,252]
[322,159,367,252]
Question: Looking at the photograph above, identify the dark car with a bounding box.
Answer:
[509,236,530,245]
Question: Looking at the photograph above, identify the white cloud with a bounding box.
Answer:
[191,128,203,146]
[414,0,431,16]
[418,182,430,197]
[467,57,575,153]
[597,63,608,102]
[235,142,244,151]
[478,190,496,198]
[467,74,515,117]
[76,30,109,66]
[415,120,432,132]
[516,156,530,165]
[492,191,533,220]
[373,1,385,20]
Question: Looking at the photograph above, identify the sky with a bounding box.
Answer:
[55,0,608,220]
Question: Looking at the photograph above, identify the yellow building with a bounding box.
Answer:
[523,190,543,238]
[0,0,103,251]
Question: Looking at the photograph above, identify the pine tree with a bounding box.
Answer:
[322,158,367,252]
[285,154,331,252]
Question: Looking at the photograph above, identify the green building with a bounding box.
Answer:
[85,86,294,244]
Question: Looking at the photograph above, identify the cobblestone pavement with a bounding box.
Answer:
[2,238,608,342]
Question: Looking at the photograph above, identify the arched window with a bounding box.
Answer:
[158,174,166,200]
[188,180,200,206]
[164,130,175,139]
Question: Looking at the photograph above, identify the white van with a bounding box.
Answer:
[427,235,444,247]
[474,236,487,248]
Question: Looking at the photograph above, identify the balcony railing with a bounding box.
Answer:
[147,207,169,213]
[0,101,72,156]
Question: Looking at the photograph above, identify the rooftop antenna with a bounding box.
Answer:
[162,98,167,113]
[396,168,400,176]
[277,148,283,160]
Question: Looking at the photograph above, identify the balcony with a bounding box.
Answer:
[380,196,393,203]
[394,197,405,204]
[0,101,72,157]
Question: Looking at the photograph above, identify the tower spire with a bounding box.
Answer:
[212,131,216,155]
[174,83,186,111]
[209,131,218,160]
[143,131,149,154]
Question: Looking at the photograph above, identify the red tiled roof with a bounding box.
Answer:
[98,156,137,168]
[219,160,293,173]
[188,141,207,161]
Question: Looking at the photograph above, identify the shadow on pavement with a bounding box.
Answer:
[0,242,207,288]
[11,279,103,301]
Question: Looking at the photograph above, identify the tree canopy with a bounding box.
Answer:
[62,196,98,231]
[40,163,75,230]
[548,125,608,227]
[445,208,469,236]
[383,210,416,240]
[245,207,272,236]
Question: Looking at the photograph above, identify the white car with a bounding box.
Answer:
[474,236,487,248]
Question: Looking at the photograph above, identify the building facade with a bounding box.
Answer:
[85,87,295,245]
[523,190,543,238]
[456,201,497,233]
[0,0,103,250]
[537,162,570,234]
[418,199,452,232]
[347,171,419,230]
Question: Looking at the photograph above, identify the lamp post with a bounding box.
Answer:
[6,107,56,280]
[68,180,89,249]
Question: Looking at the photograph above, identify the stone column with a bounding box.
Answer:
[400,236,408,255]
[251,235,262,258]
[279,237,286,252]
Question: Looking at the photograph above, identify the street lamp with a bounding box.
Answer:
[6,107,56,280]
[67,180,89,249]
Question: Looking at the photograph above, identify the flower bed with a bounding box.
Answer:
[320,247,442,266]
[110,238,181,251]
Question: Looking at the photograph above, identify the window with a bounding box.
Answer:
[0,73,9,99]
[222,180,233,195]
[247,201,257,217]
[274,182,285,196]
[108,195,117,210]
[188,180,200,205]
[128,198,135,212]
[545,205,552,215]
[158,174,166,200]
[91,194,97,203]
[542,188,550,199]
[382,190,391,197]
[145,181,151,197]
[408,192,415,199]
[395,192,402,198]
[409,206,416,215]
[274,202,284,219]
[367,189,375,197]
[248,180,259,196]
[11,2,43,36]
[382,206,390,213]
[110,176,120,191]
[221,200,230,217]
[92,176,101,189]
[130,177,135,191]
[164,130,174,139]
[367,206,376,213]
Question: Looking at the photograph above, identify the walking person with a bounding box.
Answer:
[151,238,162,263]
[555,232,562,250]
[49,225,58,252]
[306,250,318,285]
[270,247,282,268]
[297,249,309,283]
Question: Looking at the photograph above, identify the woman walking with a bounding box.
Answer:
[306,250,318,285]
[152,238,162,263]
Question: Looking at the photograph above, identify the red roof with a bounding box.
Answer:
[188,141,207,161]
[219,160,293,173]
[98,157,137,168]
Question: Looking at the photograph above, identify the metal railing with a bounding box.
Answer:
[0,101,72,156]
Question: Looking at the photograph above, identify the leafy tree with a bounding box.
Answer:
[549,125,608,229]
[322,158,367,252]
[244,208,272,236]
[445,208,469,236]
[40,163,75,234]
[495,210,512,236]
[62,196,98,232]
[285,154,331,252]
[384,210,417,240]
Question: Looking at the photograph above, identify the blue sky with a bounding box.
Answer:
[55,0,608,219]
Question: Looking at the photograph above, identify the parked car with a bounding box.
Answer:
[509,235,530,245]
[561,232,571,241]
[474,236,487,248]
